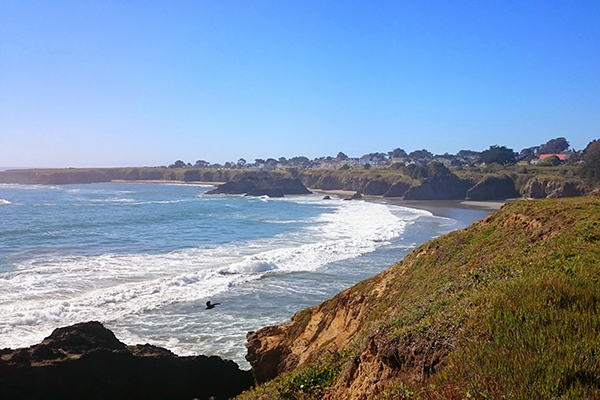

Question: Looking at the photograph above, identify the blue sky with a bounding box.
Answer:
[1,1,599,168]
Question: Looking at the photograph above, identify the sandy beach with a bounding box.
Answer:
[312,188,516,228]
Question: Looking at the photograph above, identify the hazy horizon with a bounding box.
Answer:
[2,1,599,168]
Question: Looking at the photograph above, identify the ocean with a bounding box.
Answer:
[0,182,492,368]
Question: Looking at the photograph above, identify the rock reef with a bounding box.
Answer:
[0,321,253,400]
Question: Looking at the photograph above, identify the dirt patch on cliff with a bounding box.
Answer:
[503,212,543,231]
[323,331,452,400]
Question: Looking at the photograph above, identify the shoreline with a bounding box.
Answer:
[312,188,513,226]
[111,179,224,186]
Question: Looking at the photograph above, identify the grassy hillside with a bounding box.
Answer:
[237,196,600,399]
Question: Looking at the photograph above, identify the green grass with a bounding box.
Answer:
[375,197,600,399]
[236,350,354,400]
[235,197,600,399]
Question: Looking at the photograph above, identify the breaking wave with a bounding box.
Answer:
[0,196,425,350]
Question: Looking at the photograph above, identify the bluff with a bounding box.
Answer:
[298,169,475,199]
[239,196,600,399]
[465,174,520,200]
[1,166,594,201]
[205,177,311,197]
[0,321,253,400]
[520,177,587,199]
[0,167,291,185]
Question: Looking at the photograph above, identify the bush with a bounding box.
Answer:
[280,365,337,399]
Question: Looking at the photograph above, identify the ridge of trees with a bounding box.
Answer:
[166,136,596,171]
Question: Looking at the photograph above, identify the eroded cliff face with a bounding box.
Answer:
[298,171,398,195]
[521,177,587,198]
[246,274,384,384]
[465,175,519,200]
[245,254,452,399]
[298,170,473,199]
[402,175,473,200]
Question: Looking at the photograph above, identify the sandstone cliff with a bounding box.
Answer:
[298,170,474,199]
[0,321,253,400]
[520,177,587,198]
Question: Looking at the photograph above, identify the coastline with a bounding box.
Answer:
[312,188,512,227]
[111,179,225,186]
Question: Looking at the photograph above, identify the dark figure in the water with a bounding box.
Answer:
[206,301,221,309]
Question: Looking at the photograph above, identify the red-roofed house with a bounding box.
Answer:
[539,154,567,161]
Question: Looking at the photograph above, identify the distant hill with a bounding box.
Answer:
[0,167,32,172]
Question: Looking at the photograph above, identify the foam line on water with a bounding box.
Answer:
[0,197,425,350]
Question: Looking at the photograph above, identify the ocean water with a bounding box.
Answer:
[0,182,488,368]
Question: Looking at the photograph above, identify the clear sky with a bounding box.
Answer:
[1,1,599,168]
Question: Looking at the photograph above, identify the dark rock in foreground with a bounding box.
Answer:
[0,321,253,400]
[205,177,311,197]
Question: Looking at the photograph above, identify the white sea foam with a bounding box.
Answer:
[0,197,425,351]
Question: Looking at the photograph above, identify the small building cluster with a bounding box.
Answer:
[167,137,582,170]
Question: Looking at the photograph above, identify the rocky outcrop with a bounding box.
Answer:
[521,178,587,198]
[466,175,519,200]
[244,258,443,385]
[245,260,451,398]
[382,182,411,197]
[246,280,381,384]
[402,175,473,200]
[362,180,390,195]
[205,177,311,197]
[299,171,410,196]
[299,171,477,200]
[0,321,253,400]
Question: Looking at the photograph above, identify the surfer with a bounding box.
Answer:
[206,300,220,309]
